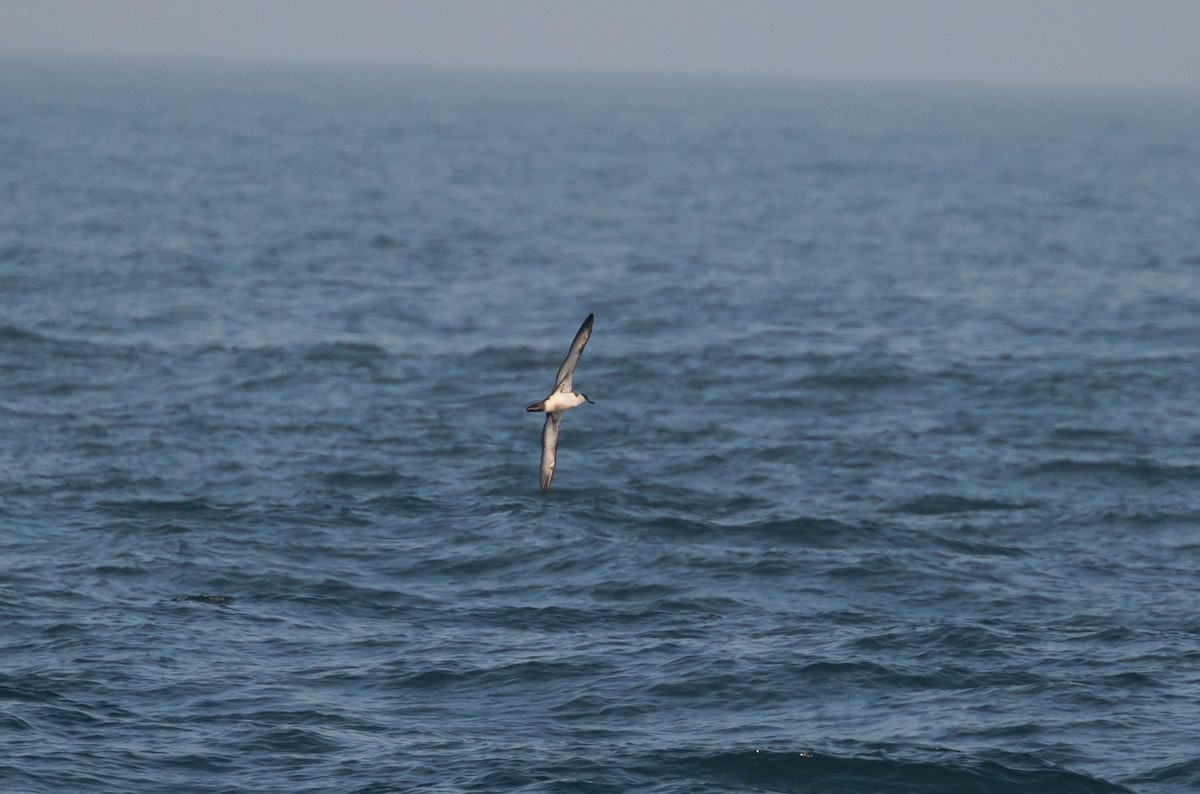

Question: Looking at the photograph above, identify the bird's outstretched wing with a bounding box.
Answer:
[540,411,563,493]
[553,313,594,393]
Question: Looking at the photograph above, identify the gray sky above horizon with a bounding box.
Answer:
[4,0,1200,90]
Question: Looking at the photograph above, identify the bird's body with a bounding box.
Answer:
[526,313,595,493]
[537,390,590,413]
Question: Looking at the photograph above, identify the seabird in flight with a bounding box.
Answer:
[526,313,595,493]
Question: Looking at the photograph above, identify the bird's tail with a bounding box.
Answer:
[526,401,545,412]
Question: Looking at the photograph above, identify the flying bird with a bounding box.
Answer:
[526,313,595,493]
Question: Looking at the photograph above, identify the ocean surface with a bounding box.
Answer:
[3,58,1200,793]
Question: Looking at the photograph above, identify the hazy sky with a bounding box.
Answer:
[4,0,1200,89]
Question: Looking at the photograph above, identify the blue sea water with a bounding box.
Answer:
[3,58,1200,792]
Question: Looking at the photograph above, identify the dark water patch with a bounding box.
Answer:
[0,680,73,705]
[460,603,652,632]
[850,622,1019,659]
[826,552,913,581]
[0,711,33,730]
[0,768,135,794]
[1073,505,1200,531]
[727,515,876,544]
[467,342,546,371]
[798,368,913,391]
[591,580,679,602]
[358,491,450,516]
[896,494,1033,515]
[392,658,595,692]
[0,324,130,363]
[1096,670,1164,690]
[370,232,401,249]
[91,497,229,521]
[321,469,423,490]
[0,323,51,343]
[640,514,874,547]
[303,340,389,363]
[1024,457,1200,484]
[250,579,446,618]
[668,748,1132,794]
[1130,757,1200,790]
[1062,625,1138,643]
[925,530,1028,558]
[770,657,1030,693]
[223,722,344,757]
[172,594,234,606]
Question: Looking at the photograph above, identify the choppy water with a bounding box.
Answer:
[3,59,1200,792]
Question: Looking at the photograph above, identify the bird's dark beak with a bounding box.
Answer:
[584,394,595,404]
